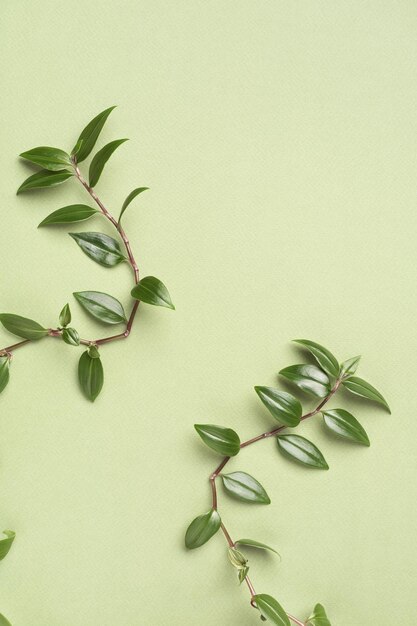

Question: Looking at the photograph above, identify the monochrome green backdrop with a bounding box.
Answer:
[0,1,415,624]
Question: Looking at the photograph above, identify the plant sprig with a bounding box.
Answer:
[185,340,390,625]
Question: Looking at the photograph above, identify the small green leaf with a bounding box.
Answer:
[277,434,329,469]
[17,169,73,194]
[59,303,71,327]
[0,614,12,626]
[185,509,221,549]
[73,106,116,163]
[340,355,361,378]
[253,594,290,626]
[131,276,175,310]
[221,472,270,504]
[238,566,250,584]
[194,424,240,456]
[39,204,98,227]
[279,364,331,398]
[307,603,332,626]
[342,376,390,412]
[78,350,104,402]
[88,344,100,359]
[73,291,127,325]
[227,547,248,569]
[0,530,15,561]
[255,387,301,427]
[62,327,80,347]
[0,357,10,394]
[89,138,128,187]
[70,232,126,267]
[19,146,72,171]
[0,314,48,340]
[293,339,340,379]
[235,538,280,557]
[119,187,149,223]
[322,409,370,446]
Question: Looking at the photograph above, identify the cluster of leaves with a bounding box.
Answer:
[0,107,175,402]
[185,340,390,625]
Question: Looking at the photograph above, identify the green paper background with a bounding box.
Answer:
[0,2,415,624]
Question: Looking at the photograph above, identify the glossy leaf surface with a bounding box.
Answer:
[131,276,175,310]
[340,355,361,378]
[294,339,339,379]
[89,138,128,187]
[279,364,331,398]
[39,204,98,227]
[59,303,71,327]
[70,232,125,267]
[307,603,332,626]
[0,314,48,340]
[73,291,127,325]
[19,146,72,171]
[255,386,301,427]
[78,351,104,402]
[235,538,280,556]
[73,106,116,162]
[0,530,15,561]
[277,434,329,469]
[62,328,80,346]
[253,594,290,626]
[0,357,10,394]
[194,424,240,456]
[227,547,248,569]
[185,509,221,549]
[221,471,270,504]
[322,409,370,446]
[342,376,390,412]
[17,169,73,194]
[119,187,149,222]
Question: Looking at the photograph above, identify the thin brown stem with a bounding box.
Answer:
[287,615,306,626]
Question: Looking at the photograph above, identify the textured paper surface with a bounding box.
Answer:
[0,2,415,624]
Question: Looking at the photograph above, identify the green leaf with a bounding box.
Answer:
[39,204,98,227]
[293,339,340,379]
[17,169,73,194]
[307,603,332,626]
[279,364,331,398]
[89,138,128,187]
[254,387,301,427]
[78,350,104,402]
[59,303,71,327]
[322,409,370,446]
[19,146,72,171]
[238,566,250,584]
[62,327,80,346]
[221,471,270,504]
[343,376,390,413]
[276,434,329,469]
[73,106,116,163]
[253,594,290,626]
[0,530,15,561]
[0,614,12,626]
[0,357,10,394]
[73,291,127,325]
[88,345,100,359]
[235,538,280,557]
[185,509,221,549]
[194,424,240,456]
[340,355,361,378]
[119,187,149,223]
[227,547,248,569]
[70,232,126,267]
[0,314,48,340]
[131,276,175,310]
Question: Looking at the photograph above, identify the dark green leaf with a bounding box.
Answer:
[235,538,280,557]
[131,276,175,310]
[343,376,390,412]
[0,614,12,626]
[89,138,128,187]
[19,146,72,171]
[59,303,71,327]
[0,530,15,561]
[293,339,339,379]
[73,106,116,163]
[39,204,98,227]
[70,232,126,267]
[185,509,221,549]
[73,291,127,325]
[71,138,83,157]
[238,566,250,584]
[253,594,290,626]
[0,314,48,340]
[254,387,301,427]
[119,187,149,223]
[78,350,103,402]
[276,434,329,469]
[227,547,248,569]
[322,409,370,446]
[62,327,80,347]
[17,169,73,194]
[279,364,331,398]
[194,424,240,456]
[307,603,332,626]
[340,355,361,378]
[221,472,270,504]
[0,357,10,394]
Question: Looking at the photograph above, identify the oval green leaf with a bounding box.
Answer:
[70,232,126,267]
[73,106,116,163]
[342,376,390,413]
[340,355,361,378]
[131,276,175,310]
[322,408,370,446]
[0,530,15,561]
[277,434,329,469]
[255,386,301,427]
[62,327,80,346]
[227,547,248,569]
[221,471,270,504]
[19,146,72,171]
[279,364,331,398]
[17,169,73,194]
[235,538,280,557]
[307,603,332,626]
[78,350,104,402]
[194,424,240,456]
[293,339,340,379]
[0,357,10,394]
[73,291,127,325]
[119,187,149,223]
[39,204,98,227]
[253,594,290,626]
[59,303,71,327]
[185,509,221,550]
[89,138,128,188]
[0,314,48,340]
